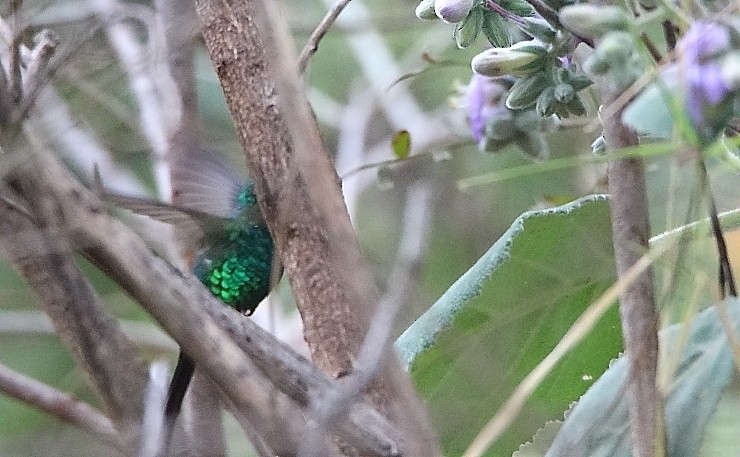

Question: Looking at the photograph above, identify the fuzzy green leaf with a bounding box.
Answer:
[622,82,675,139]
[507,72,552,110]
[481,9,511,47]
[545,298,740,457]
[396,195,620,456]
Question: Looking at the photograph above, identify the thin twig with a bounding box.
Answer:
[698,160,737,298]
[663,21,677,52]
[303,181,435,457]
[640,33,663,62]
[7,11,23,104]
[0,310,177,351]
[522,0,561,29]
[138,361,169,457]
[29,87,149,194]
[298,0,354,73]
[91,0,176,201]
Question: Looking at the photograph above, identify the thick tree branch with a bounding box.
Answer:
[194,1,440,454]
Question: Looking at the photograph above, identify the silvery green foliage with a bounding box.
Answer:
[544,299,740,457]
[412,1,740,456]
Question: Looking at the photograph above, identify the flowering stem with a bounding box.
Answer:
[521,0,561,28]
[599,88,664,457]
[639,32,663,62]
[485,0,525,24]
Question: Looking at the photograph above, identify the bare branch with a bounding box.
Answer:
[0,362,123,451]
[154,0,201,159]
[90,0,178,201]
[7,15,23,105]
[221,374,338,457]
[0,310,177,351]
[18,29,58,117]
[138,361,169,457]
[298,0,354,73]
[184,373,226,457]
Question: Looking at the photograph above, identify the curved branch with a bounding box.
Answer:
[298,0,354,72]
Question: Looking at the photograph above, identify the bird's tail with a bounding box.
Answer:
[161,352,196,454]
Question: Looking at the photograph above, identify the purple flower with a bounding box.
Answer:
[677,22,732,138]
[435,0,474,23]
[466,74,509,143]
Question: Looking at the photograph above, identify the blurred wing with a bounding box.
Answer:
[172,152,244,218]
[106,193,229,246]
[101,151,259,246]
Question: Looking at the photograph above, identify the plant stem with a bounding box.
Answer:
[600,90,664,457]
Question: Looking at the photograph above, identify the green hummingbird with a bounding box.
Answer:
[106,153,276,451]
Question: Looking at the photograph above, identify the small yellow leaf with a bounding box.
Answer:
[392,130,412,159]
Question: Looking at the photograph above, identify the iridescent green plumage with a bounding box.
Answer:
[194,184,273,313]
[106,154,275,453]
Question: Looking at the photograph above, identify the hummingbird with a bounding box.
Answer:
[105,152,276,452]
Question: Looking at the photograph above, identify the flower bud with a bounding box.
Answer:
[536,87,557,117]
[553,83,575,103]
[506,72,551,109]
[435,0,474,23]
[415,0,438,20]
[518,17,557,43]
[559,5,629,39]
[472,40,548,77]
[585,32,635,76]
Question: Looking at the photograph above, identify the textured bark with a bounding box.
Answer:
[194,1,440,455]
[0,138,147,453]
